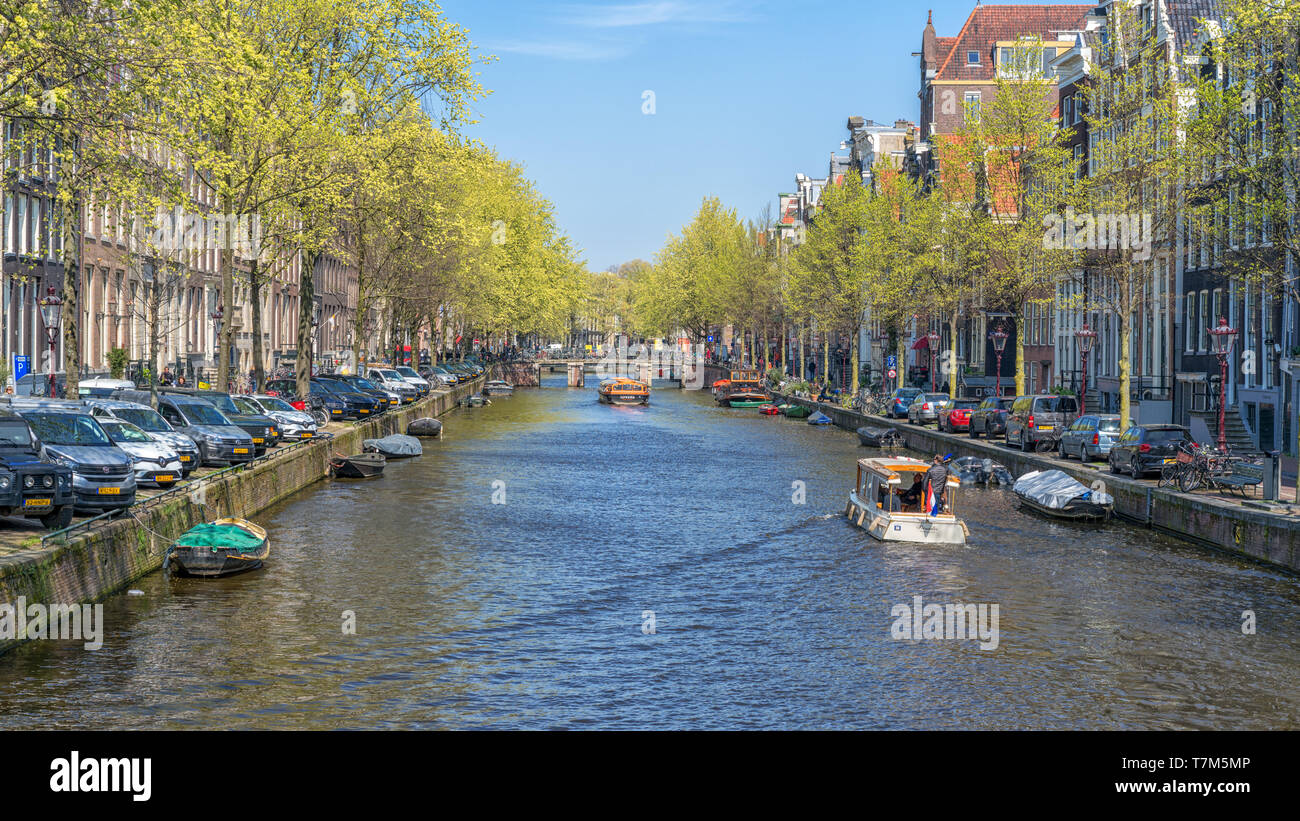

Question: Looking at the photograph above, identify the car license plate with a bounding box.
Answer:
[179,454,192,463]
[1038,425,1054,431]
[23,497,51,508]
[301,432,313,439]
[332,410,342,415]
[155,474,174,483]
[252,437,264,444]
[97,487,121,495]
[233,447,250,454]
[1163,458,1175,465]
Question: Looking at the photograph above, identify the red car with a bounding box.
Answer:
[937,398,982,433]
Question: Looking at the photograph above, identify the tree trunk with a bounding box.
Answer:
[296,249,317,398]
[218,187,234,391]
[1013,309,1025,396]
[948,310,959,398]
[60,196,81,399]
[250,258,264,392]
[798,324,805,380]
[1119,303,1132,431]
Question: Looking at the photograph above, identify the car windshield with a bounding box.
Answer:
[259,397,296,412]
[1098,419,1121,432]
[101,421,152,444]
[114,407,171,432]
[1147,428,1190,443]
[396,367,420,378]
[1034,396,1078,413]
[896,389,920,399]
[24,413,112,446]
[924,394,949,402]
[317,379,350,393]
[204,394,240,414]
[0,421,33,447]
[952,400,980,409]
[233,397,261,414]
[179,403,228,426]
[351,378,380,391]
[379,370,403,380]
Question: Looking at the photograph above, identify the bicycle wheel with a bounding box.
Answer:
[1178,465,1203,493]
[1158,464,1177,488]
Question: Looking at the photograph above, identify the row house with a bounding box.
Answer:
[1,114,360,388]
[913,3,1092,396]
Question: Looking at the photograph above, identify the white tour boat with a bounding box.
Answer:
[845,457,968,545]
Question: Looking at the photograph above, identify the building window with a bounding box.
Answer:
[968,50,980,65]
[1198,290,1209,352]
[1063,96,1073,125]
[1185,292,1196,352]
[964,92,981,123]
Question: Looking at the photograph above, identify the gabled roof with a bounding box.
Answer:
[1165,0,1220,47]
[933,4,1093,81]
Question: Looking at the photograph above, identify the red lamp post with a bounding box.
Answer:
[38,287,63,397]
[1075,323,1097,415]
[989,325,1008,398]
[1208,316,1238,453]
[926,329,940,392]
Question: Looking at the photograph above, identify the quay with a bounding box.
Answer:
[0,377,482,656]
[752,378,1300,574]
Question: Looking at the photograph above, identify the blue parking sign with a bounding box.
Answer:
[885,354,897,369]
[11,354,30,383]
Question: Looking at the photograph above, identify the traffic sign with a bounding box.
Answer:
[887,368,897,379]
[885,354,897,369]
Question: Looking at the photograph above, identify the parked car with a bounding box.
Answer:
[1057,414,1123,462]
[332,373,404,408]
[313,378,383,419]
[1005,394,1080,452]
[884,387,922,419]
[77,377,136,398]
[15,371,67,397]
[392,365,432,397]
[84,399,202,476]
[235,395,319,441]
[968,396,1013,439]
[424,365,457,386]
[936,398,981,433]
[1109,424,1195,478]
[907,392,953,425]
[97,418,183,488]
[11,400,137,512]
[158,388,279,452]
[0,409,75,529]
[266,378,353,421]
[154,395,256,466]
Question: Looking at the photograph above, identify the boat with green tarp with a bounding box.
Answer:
[778,403,812,418]
[169,518,270,578]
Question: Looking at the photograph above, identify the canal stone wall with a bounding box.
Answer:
[0,379,481,656]
[770,391,1300,574]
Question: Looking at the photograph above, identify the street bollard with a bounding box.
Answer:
[1265,451,1281,501]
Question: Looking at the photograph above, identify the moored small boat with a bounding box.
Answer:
[459,393,489,407]
[846,457,968,544]
[717,369,768,407]
[856,426,905,448]
[778,403,812,419]
[329,453,386,478]
[406,417,443,438]
[807,411,833,425]
[169,518,269,578]
[759,403,781,415]
[949,456,1014,486]
[483,380,514,396]
[362,434,422,458]
[1012,469,1113,521]
[598,377,650,405]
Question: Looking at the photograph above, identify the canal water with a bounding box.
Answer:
[2,375,1299,729]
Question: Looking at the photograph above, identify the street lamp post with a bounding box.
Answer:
[1075,322,1097,416]
[1208,316,1239,453]
[38,287,62,397]
[210,305,223,387]
[989,325,1009,398]
[926,329,940,392]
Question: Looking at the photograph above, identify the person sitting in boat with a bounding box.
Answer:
[877,481,899,512]
[925,455,950,514]
[899,473,925,511]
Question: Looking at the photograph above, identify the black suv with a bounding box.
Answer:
[0,410,75,529]
[157,388,279,452]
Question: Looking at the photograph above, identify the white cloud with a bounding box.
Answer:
[489,39,628,61]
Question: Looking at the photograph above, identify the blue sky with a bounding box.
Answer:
[436,0,1028,271]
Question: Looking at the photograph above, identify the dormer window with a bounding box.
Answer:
[967,51,980,65]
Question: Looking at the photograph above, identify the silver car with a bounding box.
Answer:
[240,394,320,441]
[907,392,953,425]
[1057,414,1122,462]
[83,399,202,475]
[97,419,183,487]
